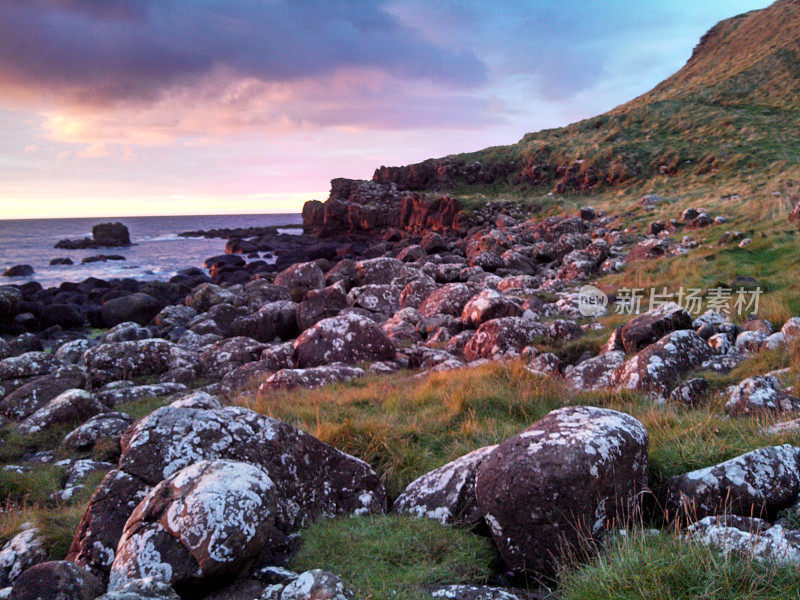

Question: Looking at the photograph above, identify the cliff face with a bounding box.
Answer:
[367,0,800,196]
[302,178,470,238]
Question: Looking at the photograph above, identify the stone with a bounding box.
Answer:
[185,284,237,313]
[84,340,184,387]
[260,365,364,391]
[781,317,800,342]
[735,330,768,353]
[353,257,409,286]
[273,262,325,302]
[687,515,800,565]
[0,524,46,587]
[399,277,439,309]
[10,561,104,600]
[662,445,800,522]
[61,412,134,453]
[461,290,522,328]
[0,352,56,382]
[18,389,107,435]
[347,285,401,315]
[293,313,395,368]
[0,369,87,420]
[418,284,474,318]
[101,294,163,328]
[279,570,351,600]
[725,375,800,416]
[476,406,649,575]
[96,578,179,600]
[563,352,625,391]
[619,303,692,353]
[105,323,152,344]
[463,317,547,361]
[54,339,92,364]
[296,287,349,332]
[198,337,265,380]
[427,586,526,600]
[2,266,33,278]
[394,445,496,527]
[0,287,22,321]
[668,378,708,406]
[109,460,279,590]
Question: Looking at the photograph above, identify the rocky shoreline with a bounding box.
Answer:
[1,178,800,599]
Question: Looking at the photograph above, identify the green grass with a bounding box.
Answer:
[290,515,496,600]
[559,531,800,600]
[242,362,800,501]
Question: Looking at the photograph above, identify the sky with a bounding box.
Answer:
[0,0,774,219]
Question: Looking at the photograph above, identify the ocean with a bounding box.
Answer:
[0,214,303,289]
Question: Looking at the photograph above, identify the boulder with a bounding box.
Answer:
[185,284,237,313]
[476,406,649,575]
[2,265,33,278]
[260,365,364,391]
[109,460,279,591]
[273,262,324,302]
[668,378,709,406]
[427,586,526,600]
[105,323,152,344]
[0,368,87,420]
[280,570,351,600]
[461,290,522,327]
[55,339,92,365]
[197,337,265,380]
[96,578,179,600]
[0,524,46,587]
[735,330,768,353]
[347,285,401,315]
[229,302,298,343]
[463,317,547,361]
[96,383,187,407]
[153,305,198,333]
[687,515,800,565]
[101,294,163,327]
[662,445,800,522]
[725,375,800,416]
[399,276,439,309]
[0,352,56,382]
[293,313,395,368]
[418,284,474,318]
[353,257,408,286]
[84,340,183,387]
[609,330,711,398]
[296,288,349,331]
[18,389,107,435]
[781,317,800,342]
[0,287,22,321]
[61,412,134,453]
[620,303,692,353]
[10,561,104,600]
[93,223,132,247]
[563,351,625,391]
[393,445,496,527]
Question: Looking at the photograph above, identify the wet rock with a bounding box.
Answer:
[724,375,800,415]
[394,445,496,527]
[18,389,107,435]
[109,460,279,591]
[662,445,800,522]
[293,313,394,368]
[260,365,364,391]
[620,303,692,353]
[463,317,547,361]
[609,330,711,399]
[10,560,104,600]
[2,265,33,278]
[476,406,649,575]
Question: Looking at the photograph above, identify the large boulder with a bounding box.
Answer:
[353,257,409,286]
[184,284,237,313]
[687,515,800,565]
[93,222,131,247]
[418,283,474,318]
[620,303,692,353]
[293,313,395,368]
[259,365,364,391]
[0,368,87,420]
[84,339,184,387]
[198,337,266,380]
[475,406,649,575]
[563,351,626,391]
[393,445,496,527]
[463,317,547,361]
[101,294,163,327]
[662,445,800,522]
[108,460,279,591]
[10,560,104,600]
[609,330,711,399]
[0,352,57,381]
[280,570,351,600]
[0,287,22,321]
[296,287,350,331]
[71,405,386,577]
[61,412,134,454]
[0,524,47,587]
[347,285,401,315]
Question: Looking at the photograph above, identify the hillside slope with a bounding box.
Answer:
[372,0,800,200]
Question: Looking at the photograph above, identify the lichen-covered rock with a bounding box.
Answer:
[382,308,422,345]
[55,339,92,364]
[781,317,800,342]
[0,524,46,587]
[296,287,350,332]
[347,285,401,315]
[463,317,547,361]
[525,352,562,376]
[734,330,768,353]
[0,352,56,382]
[109,460,279,590]
[399,276,439,309]
[273,262,325,302]
[153,305,198,334]
[97,383,187,407]
[620,303,692,353]
[280,570,351,600]
[97,578,180,600]
[725,375,800,416]
[198,337,266,380]
[393,445,496,527]
[418,284,474,318]
[18,389,107,435]
[61,412,134,453]
[687,515,800,565]
[10,561,104,600]
[609,330,711,399]
[293,313,395,368]
[353,257,410,286]
[563,351,625,391]
[0,368,87,420]
[461,289,522,327]
[84,339,182,387]
[260,365,364,391]
[476,406,649,575]
[662,445,800,522]
[68,470,152,576]
[185,284,237,313]
[427,585,526,600]
[0,287,22,322]
[668,378,708,406]
[104,322,152,344]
